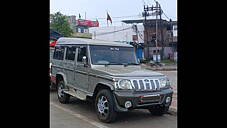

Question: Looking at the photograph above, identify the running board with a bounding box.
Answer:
[64,88,87,100]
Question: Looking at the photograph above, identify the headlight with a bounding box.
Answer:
[159,78,171,88]
[117,79,133,89]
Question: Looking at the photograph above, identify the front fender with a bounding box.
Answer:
[96,82,115,90]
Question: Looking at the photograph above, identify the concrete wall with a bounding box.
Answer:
[144,47,175,60]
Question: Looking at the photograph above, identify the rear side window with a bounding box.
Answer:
[65,46,76,61]
[53,46,65,60]
[77,46,87,62]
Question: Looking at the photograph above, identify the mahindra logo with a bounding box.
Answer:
[144,79,149,82]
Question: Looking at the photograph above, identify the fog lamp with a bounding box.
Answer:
[166,97,171,103]
[125,101,132,108]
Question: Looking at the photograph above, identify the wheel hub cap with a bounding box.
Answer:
[97,96,108,115]
[58,84,64,97]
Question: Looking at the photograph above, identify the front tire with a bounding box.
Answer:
[95,89,117,123]
[57,80,70,104]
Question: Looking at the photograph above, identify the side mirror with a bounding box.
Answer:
[82,56,87,66]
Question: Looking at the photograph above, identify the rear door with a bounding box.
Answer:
[64,45,77,85]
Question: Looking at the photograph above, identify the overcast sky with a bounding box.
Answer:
[50,0,177,26]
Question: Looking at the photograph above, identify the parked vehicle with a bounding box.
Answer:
[51,37,173,123]
[50,45,56,90]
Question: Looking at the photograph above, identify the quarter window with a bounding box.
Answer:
[77,46,87,62]
[65,46,76,61]
[53,46,65,60]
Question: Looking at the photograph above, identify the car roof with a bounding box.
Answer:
[56,37,133,47]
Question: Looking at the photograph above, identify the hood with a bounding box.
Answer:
[93,65,164,77]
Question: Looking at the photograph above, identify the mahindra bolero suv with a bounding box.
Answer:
[51,37,173,123]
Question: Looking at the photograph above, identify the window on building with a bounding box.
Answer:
[81,28,84,33]
[78,28,81,33]
[65,46,76,61]
[53,46,65,60]
[77,46,87,62]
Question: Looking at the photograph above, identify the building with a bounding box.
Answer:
[89,25,144,43]
[122,19,177,60]
[67,16,99,39]
[89,24,145,59]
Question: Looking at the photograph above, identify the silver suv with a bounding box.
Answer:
[51,37,173,123]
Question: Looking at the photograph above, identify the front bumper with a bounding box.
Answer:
[113,88,173,111]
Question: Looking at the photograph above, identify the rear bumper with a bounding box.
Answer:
[50,76,56,84]
[113,88,173,111]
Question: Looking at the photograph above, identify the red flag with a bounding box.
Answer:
[50,40,56,47]
[107,13,112,24]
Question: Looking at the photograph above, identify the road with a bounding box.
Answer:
[50,89,177,128]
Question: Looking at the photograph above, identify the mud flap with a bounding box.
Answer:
[112,93,128,112]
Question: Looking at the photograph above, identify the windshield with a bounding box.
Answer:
[90,45,139,65]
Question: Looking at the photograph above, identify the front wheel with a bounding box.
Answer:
[95,89,117,123]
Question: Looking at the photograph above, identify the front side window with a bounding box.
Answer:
[53,46,65,60]
[65,46,76,61]
[90,45,139,65]
[77,46,87,62]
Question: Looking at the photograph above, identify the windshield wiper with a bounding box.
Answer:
[122,63,139,67]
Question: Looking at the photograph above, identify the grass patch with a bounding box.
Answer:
[161,59,177,65]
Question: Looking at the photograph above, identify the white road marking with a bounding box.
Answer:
[157,71,177,73]
[50,102,110,128]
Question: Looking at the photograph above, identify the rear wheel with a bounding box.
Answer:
[148,105,169,116]
[50,81,57,91]
[57,80,70,104]
[95,89,117,123]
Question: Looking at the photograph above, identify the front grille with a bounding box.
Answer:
[131,79,160,91]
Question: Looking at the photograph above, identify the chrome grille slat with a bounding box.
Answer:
[145,82,150,90]
[150,80,156,90]
[132,80,139,89]
[155,80,160,90]
[139,80,144,90]
[143,80,147,90]
[131,79,160,91]
[149,81,152,90]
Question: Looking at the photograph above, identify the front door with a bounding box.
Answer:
[74,45,89,90]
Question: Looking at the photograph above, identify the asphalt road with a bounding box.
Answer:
[50,90,177,128]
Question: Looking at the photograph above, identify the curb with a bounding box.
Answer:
[151,68,177,71]
[167,107,177,116]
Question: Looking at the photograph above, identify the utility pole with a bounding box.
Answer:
[155,1,158,62]
[142,1,162,62]
[143,5,150,59]
[159,3,164,60]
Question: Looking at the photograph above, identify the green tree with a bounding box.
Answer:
[50,12,73,37]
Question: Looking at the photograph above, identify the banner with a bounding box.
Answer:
[76,19,99,27]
